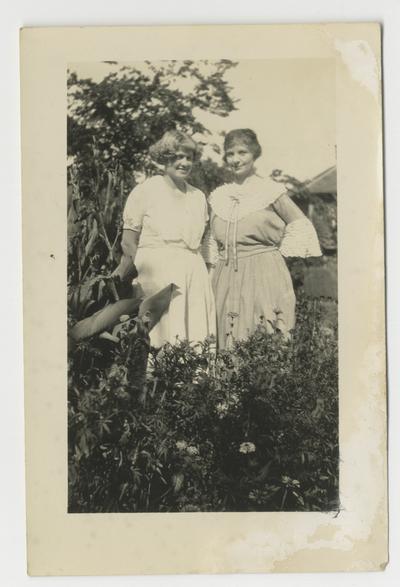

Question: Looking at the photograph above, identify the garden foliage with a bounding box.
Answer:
[67,61,338,513]
[67,61,236,285]
[68,296,338,513]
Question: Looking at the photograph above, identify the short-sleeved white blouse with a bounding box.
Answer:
[123,175,208,251]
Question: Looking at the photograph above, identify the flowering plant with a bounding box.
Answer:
[68,295,338,513]
[239,442,256,454]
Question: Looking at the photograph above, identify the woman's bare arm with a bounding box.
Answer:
[273,194,322,258]
[272,193,305,223]
[112,229,140,281]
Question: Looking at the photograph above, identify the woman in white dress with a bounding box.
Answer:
[113,130,216,348]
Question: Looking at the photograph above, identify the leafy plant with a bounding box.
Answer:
[68,295,338,513]
[67,60,237,284]
[67,60,338,514]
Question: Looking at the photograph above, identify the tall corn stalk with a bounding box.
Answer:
[68,141,134,290]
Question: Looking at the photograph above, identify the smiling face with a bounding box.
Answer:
[164,149,194,183]
[224,142,256,182]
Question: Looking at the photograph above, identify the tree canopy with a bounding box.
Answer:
[68,60,237,178]
[67,60,237,284]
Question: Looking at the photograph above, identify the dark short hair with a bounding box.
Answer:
[149,130,201,165]
[223,128,262,161]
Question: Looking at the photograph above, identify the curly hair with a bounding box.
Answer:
[223,128,262,161]
[149,130,201,165]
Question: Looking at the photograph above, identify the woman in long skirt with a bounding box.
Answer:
[207,129,321,349]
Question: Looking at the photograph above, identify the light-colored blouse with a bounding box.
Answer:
[203,174,321,266]
[123,175,208,251]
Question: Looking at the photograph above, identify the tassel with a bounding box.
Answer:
[232,207,239,272]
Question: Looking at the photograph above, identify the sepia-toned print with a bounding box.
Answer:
[67,58,338,513]
[22,24,387,575]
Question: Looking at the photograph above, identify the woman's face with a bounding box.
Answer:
[165,149,193,182]
[225,142,255,181]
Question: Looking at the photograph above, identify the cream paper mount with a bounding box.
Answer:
[21,23,387,575]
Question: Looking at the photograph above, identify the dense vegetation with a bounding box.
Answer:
[68,295,338,513]
[68,61,338,513]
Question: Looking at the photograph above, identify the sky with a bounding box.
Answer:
[70,59,336,182]
[197,59,336,181]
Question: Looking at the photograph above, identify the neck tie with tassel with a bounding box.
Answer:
[224,196,240,272]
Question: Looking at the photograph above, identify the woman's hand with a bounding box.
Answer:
[111,229,140,282]
[111,257,138,282]
[102,273,135,301]
[110,267,122,280]
[205,262,215,273]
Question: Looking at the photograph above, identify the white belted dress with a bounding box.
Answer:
[123,174,216,348]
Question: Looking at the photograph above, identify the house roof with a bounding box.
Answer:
[307,166,337,194]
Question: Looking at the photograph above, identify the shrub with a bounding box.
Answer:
[68,295,338,513]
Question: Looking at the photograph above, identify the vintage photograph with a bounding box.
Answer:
[21,23,386,574]
[67,58,339,514]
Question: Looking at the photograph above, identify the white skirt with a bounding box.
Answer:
[135,246,216,348]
